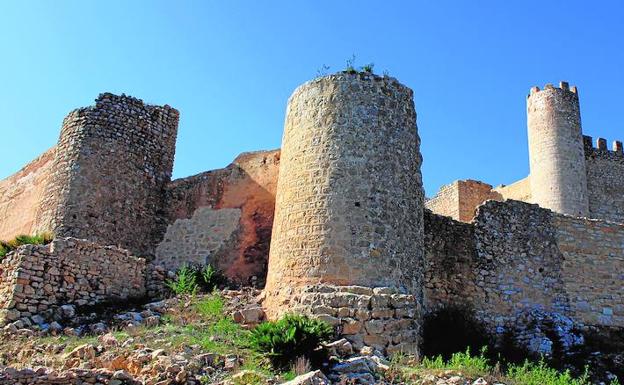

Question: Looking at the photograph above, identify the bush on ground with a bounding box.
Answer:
[248,314,333,369]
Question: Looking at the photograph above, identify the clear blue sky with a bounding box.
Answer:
[1,1,623,196]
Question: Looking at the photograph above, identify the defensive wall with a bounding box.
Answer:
[425,199,624,354]
[0,77,623,358]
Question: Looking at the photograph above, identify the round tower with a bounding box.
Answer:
[527,82,589,217]
[264,73,424,353]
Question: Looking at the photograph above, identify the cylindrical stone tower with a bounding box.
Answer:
[527,82,589,217]
[264,73,424,353]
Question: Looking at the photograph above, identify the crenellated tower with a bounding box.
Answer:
[527,82,589,217]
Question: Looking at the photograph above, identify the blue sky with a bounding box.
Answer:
[1,1,623,196]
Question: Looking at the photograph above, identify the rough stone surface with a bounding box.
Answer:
[35,93,179,257]
[284,284,420,355]
[0,237,146,325]
[154,207,242,271]
[264,73,424,327]
[0,147,56,241]
[165,149,280,285]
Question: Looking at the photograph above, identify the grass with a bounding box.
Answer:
[390,347,621,385]
[0,232,53,259]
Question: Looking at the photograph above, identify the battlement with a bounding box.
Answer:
[583,135,624,156]
[528,81,578,98]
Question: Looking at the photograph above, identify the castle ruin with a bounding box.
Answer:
[0,74,623,357]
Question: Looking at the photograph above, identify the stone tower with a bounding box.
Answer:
[527,82,589,217]
[35,93,179,256]
[264,73,424,353]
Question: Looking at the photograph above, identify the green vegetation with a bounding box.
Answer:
[165,264,198,295]
[389,348,621,385]
[248,314,333,369]
[166,263,226,296]
[0,232,53,259]
[361,63,374,73]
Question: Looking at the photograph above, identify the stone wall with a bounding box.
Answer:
[470,200,570,329]
[425,182,459,220]
[0,147,56,241]
[424,199,624,356]
[163,149,279,285]
[155,207,241,271]
[426,180,501,222]
[423,210,477,311]
[283,284,420,355]
[493,176,532,203]
[556,214,624,327]
[584,135,624,224]
[34,93,179,257]
[0,238,146,326]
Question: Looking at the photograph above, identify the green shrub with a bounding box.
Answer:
[199,264,224,292]
[248,314,333,369]
[166,264,199,295]
[0,232,53,259]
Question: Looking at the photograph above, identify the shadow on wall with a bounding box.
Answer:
[157,150,280,287]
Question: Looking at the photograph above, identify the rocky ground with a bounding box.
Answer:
[0,290,615,385]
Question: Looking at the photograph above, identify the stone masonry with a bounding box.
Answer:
[1,77,624,359]
[0,238,146,326]
[34,93,179,257]
[263,72,424,353]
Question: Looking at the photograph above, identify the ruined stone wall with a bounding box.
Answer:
[0,147,56,241]
[34,93,179,256]
[527,82,589,217]
[423,210,478,312]
[265,73,424,314]
[426,180,501,222]
[583,135,624,224]
[0,238,146,326]
[161,149,279,285]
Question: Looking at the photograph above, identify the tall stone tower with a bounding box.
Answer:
[35,93,179,256]
[527,82,589,217]
[264,73,424,353]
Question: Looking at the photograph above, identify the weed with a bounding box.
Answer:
[166,264,198,295]
[345,54,357,74]
[361,63,374,73]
